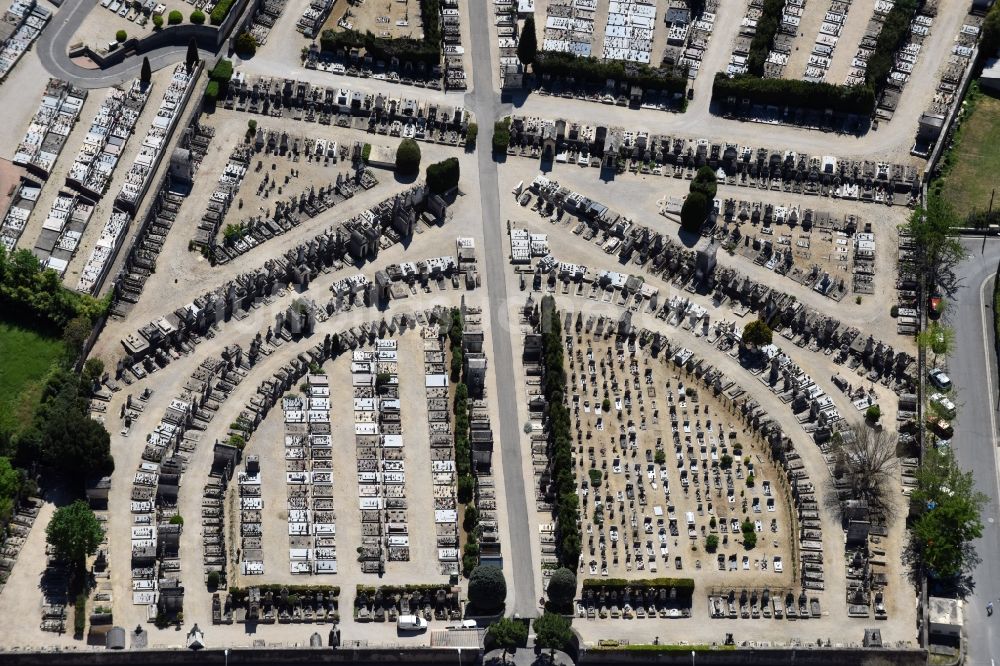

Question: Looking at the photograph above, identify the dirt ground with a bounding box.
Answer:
[322,0,426,41]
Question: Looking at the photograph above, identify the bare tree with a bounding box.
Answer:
[826,423,900,525]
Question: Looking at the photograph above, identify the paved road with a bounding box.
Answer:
[36,0,214,87]
[466,0,536,619]
[947,238,1000,664]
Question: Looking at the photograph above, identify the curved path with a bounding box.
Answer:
[37,0,216,88]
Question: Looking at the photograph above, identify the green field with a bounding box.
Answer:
[0,318,64,436]
[939,86,1000,221]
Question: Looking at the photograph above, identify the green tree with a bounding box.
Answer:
[46,500,104,573]
[234,31,257,56]
[906,197,966,293]
[81,358,105,393]
[0,457,22,524]
[492,118,511,153]
[375,372,392,394]
[140,56,151,85]
[517,16,537,66]
[910,447,987,578]
[865,404,881,422]
[185,37,198,71]
[546,567,577,611]
[680,191,707,233]
[425,157,460,195]
[488,617,527,662]
[468,564,506,612]
[690,165,718,200]
[395,138,421,176]
[705,533,719,552]
[917,322,955,357]
[62,315,93,361]
[533,612,573,658]
[742,319,773,348]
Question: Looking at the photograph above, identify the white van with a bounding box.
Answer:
[397,615,428,631]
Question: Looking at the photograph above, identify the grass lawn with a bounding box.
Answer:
[939,86,1000,220]
[0,318,64,436]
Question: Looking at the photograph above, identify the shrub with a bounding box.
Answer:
[742,319,773,347]
[234,31,257,56]
[745,473,755,488]
[746,0,784,76]
[468,565,506,612]
[866,404,882,422]
[426,157,460,195]
[190,9,204,23]
[465,122,478,147]
[207,571,220,590]
[680,191,707,233]
[361,143,371,162]
[167,9,182,24]
[601,398,611,412]
[74,593,87,637]
[152,13,163,27]
[492,118,511,153]
[169,515,184,525]
[720,454,733,469]
[546,567,577,610]
[588,468,602,488]
[209,58,233,83]
[395,138,421,175]
[205,80,219,103]
[654,449,666,466]
[705,534,719,553]
[115,29,127,42]
[463,504,478,532]
[457,474,474,503]
[209,0,235,25]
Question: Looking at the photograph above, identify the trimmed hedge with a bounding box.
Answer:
[712,72,876,115]
[320,0,441,65]
[209,0,235,25]
[230,584,340,604]
[190,9,205,24]
[167,9,182,24]
[533,50,687,94]
[746,0,785,76]
[864,0,919,97]
[426,157,460,194]
[540,296,581,569]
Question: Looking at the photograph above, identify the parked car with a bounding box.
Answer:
[928,368,952,391]
[397,615,428,632]
[930,392,957,418]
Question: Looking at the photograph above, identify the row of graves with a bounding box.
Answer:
[802,0,852,82]
[128,345,246,623]
[113,177,442,350]
[115,64,196,213]
[98,0,163,28]
[238,456,264,576]
[913,11,981,157]
[296,0,332,38]
[216,584,342,625]
[0,0,49,81]
[441,0,468,90]
[31,191,94,277]
[495,0,519,85]
[220,75,470,147]
[894,228,920,335]
[13,79,86,179]
[353,340,412,574]
[304,45,445,89]
[422,327,461,574]
[244,0,288,47]
[75,210,133,294]
[283,374,339,575]
[662,0,718,83]
[0,497,42,599]
[726,0,793,76]
[871,2,939,122]
[0,179,39,252]
[601,0,657,65]
[509,123,919,200]
[519,179,919,390]
[460,308,502,571]
[205,169,379,263]
[66,80,150,201]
